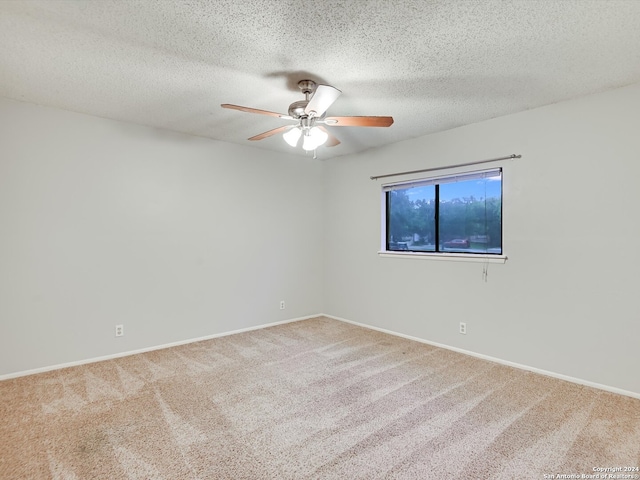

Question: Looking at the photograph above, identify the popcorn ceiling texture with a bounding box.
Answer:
[1,317,639,479]
[1,0,640,158]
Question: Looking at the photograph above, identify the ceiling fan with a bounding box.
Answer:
[221,80,394,152]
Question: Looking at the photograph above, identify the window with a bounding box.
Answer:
[383,168,502,255]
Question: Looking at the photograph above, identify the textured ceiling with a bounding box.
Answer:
[1,0,640,159]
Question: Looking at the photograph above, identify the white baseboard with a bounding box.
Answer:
[323,313,640,401]
[0,314,318,381]
[5,313,640,401]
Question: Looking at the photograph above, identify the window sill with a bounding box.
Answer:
[378,251,508,264]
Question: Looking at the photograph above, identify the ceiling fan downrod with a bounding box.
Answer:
[287,80,317,118]
[298,79,316,100]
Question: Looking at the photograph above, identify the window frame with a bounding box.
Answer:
[380,168,507,263]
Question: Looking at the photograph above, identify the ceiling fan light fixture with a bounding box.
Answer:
[283,126,302,146]
[302,127,328,151]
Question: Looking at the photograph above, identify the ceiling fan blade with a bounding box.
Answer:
[221,104,292,119]
[318,126,340,147]
[305,85,341,117]
[248,125,292,141]
[323,116,394,127]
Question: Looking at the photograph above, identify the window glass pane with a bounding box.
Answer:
[387,185,436,252]
[439,174,502,253]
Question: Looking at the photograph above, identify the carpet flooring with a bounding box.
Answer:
[1,316,639,479]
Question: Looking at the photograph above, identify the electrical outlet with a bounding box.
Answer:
[115,324,124,337]
[280,300,285,310]
[459,322,467,335]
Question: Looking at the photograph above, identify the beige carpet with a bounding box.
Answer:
[1,316,639,479]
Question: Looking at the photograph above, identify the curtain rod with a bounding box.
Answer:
[370,154,522,181]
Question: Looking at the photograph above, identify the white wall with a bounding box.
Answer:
[323,82,640,396]
[3,83,639,396]
[0,98,324,376]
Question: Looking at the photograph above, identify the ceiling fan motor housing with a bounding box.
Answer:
[288,80,318,118]
[288,100,309,118]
